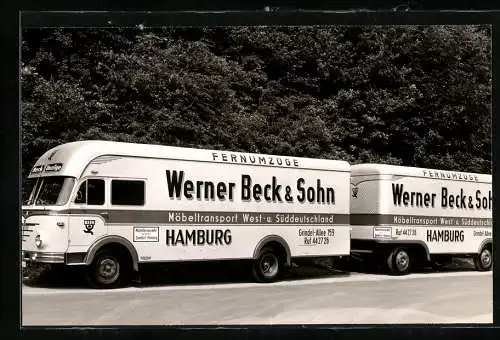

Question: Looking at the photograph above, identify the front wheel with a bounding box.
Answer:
[474,246,492,271]
[252,247,282,283]
[387,247,411,275]
[85,251,129,289]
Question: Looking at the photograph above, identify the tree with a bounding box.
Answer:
[21,25,492,197]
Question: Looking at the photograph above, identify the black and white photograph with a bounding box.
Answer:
[20,24,492,325]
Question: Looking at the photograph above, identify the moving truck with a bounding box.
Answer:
[21,140,352,288]
[350,164,493,275]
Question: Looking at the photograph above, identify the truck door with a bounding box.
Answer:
[68,178,108,247]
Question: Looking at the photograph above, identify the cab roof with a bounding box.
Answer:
[28,140,351,178]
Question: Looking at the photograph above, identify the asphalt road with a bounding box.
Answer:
[22,269,492,325]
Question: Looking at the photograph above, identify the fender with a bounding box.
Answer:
[376,239,431,262]
[477,238,492,254]
[84,235,139,271]
[253,235,292,266]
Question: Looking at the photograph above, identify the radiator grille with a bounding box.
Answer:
[22,222,38,242]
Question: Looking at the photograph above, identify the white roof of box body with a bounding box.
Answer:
[351,163,491,184]
[28,140,351,178]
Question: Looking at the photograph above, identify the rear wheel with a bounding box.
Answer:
[387,247,411,275]
[85,250,130,289]
[252,246,283,283]
[474,246,492,271]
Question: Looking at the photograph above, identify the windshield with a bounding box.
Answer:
[23,178,39,205]
[23,176,76,206]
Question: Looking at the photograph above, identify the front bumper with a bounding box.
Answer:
[22,250,65,264]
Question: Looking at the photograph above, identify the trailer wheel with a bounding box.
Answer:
[85,249,129,289]
[252,246,282,283]
[387,247,411,275]
[474,246,492,271]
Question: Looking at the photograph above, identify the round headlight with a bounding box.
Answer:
[34,234,42,248]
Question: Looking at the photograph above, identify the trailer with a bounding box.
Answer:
[21,140,352,288]
[350,163,493,275]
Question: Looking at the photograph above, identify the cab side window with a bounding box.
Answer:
[74,179,105,205]
[111,180,145,206]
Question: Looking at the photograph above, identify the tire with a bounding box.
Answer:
[474,246,492,272]
[252,246,282,283]
[387,247,411,275]
[85,250,129,289]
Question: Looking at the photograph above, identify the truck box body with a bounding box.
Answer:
[350,164,492,265]
[22,141,352,286]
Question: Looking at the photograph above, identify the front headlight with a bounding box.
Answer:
[34,234,42,248]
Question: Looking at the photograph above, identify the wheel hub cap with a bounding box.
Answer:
[481,250,491,267]
[261,255,278,277]
[99,259,117,279]
[396,252,409,271]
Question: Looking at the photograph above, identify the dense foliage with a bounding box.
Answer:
[21,25,492,189]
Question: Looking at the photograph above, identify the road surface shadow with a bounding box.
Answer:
[136,264,352,288]
[349,257,480,275]
[23,258,485,290]
[22,263,350,290]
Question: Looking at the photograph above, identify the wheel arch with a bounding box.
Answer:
[85,235,139,271]
[378,240,431,262]
[478,238,493,254]
[253,235,292,266]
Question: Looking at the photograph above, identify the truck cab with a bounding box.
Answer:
[21,142,131,288]
[22,174,75,265]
